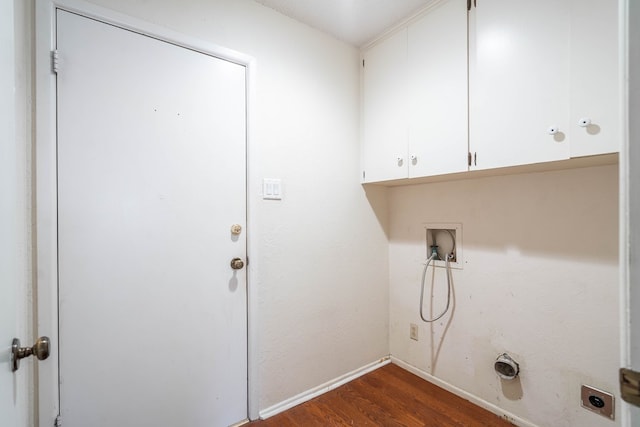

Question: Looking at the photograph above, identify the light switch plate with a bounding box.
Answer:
[263,178,282,200]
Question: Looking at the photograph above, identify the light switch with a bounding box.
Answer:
[263,178,282,200]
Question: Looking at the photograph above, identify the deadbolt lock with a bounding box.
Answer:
[12,336,51,372]
[230,257,244,270]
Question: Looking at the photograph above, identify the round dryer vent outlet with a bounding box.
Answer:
[494,353,519,380]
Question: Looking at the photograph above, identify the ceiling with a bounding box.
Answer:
[253,0,436,47]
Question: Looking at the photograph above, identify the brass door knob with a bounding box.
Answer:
[12,336,50,372]
[230,257,244,270]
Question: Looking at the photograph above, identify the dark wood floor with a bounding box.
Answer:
[250,363,514,426]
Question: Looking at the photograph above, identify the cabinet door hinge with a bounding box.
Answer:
[54,415,62,427]
[362,170,366,180]
[467,152,477,167]
[52,50,60,74]
[362,59,365,68]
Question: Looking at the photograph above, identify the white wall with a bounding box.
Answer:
[73,0,390,414]
[389,164,619,427]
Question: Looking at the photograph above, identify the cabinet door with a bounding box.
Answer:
[408,0,468,178]
[362,29,408,183]
[569,0,620,157]
[469,0,571,170]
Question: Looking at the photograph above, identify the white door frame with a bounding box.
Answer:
[620,0,639,425]
[35,1,258,425]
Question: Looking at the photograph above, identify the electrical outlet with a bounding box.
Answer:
[410,323,419,341]
[581,385,614,420]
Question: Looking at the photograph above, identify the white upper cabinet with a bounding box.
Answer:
[362,28,408,183]
[408,0,468,177]
[468,0,572,170]
[362,0,468,183]
[569,0,620,157]
[468,0,619,171]
[361,0,619,182]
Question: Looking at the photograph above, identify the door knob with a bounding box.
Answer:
[230,257,244,270]
[12,336,50,372]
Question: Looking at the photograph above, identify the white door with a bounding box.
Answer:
[56,10,247,427]
[1,0,26,424]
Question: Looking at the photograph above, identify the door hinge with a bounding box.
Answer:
[54,415,62,427]
[468,152,477,167]
[362,59,365,68]
[52,50,60,74]
[620,368,640,407]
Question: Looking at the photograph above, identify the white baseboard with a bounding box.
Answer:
[258,356,392,420]
[390,357,539,427]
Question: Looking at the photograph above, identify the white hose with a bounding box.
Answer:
[419,253,453,323]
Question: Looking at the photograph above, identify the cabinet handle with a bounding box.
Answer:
[578,117,592,127]
[396,156,404,166]
[547,126,560,135]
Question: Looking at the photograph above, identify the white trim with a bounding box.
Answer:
[619,0,633,425]
[258,357,391,420]
[245,51,260,422]
[35,1,257,426]
[35,2,60,426]
[360,0,447,51]
[42,0,252,66]
[620,0,640,423]
[390,357,539,427]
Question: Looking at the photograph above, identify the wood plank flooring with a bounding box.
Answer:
[250,363,514,426]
